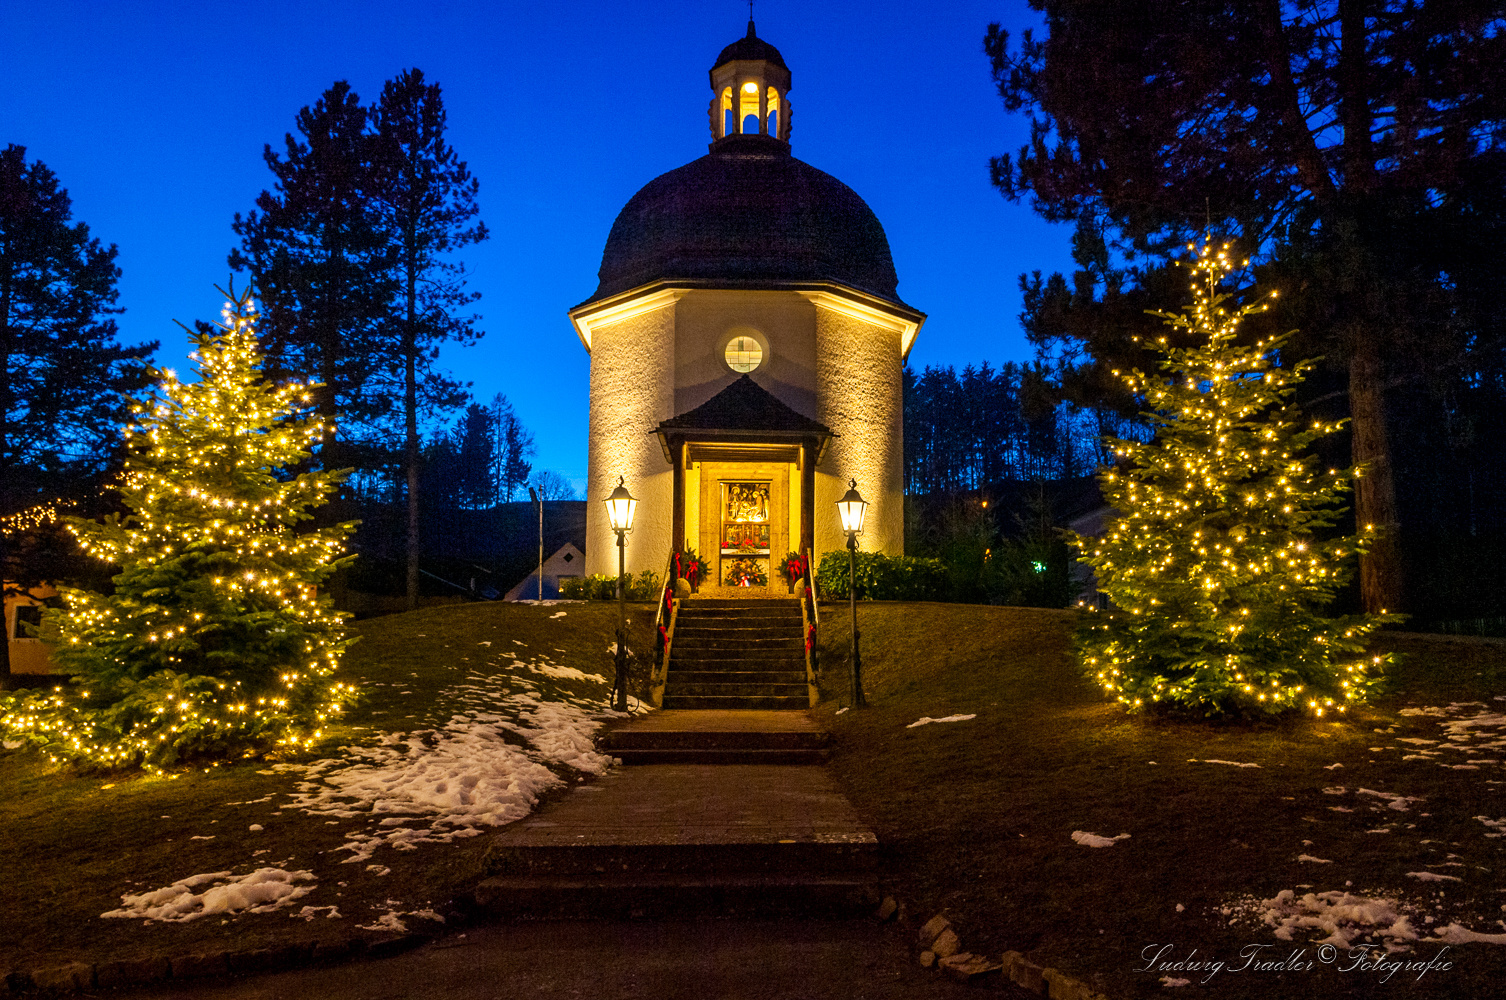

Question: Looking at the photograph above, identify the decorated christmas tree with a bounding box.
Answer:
[1,287,358,768]
[1071,245,1398,717]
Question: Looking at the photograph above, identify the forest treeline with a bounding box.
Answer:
[903,361,1135,493]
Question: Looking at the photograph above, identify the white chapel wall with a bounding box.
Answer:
[584,303,676,578]
[813,306,905,560]
[673,290,818,417]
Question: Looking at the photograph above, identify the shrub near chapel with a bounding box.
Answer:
[1071,246,1399,717]
[0,289,358,769]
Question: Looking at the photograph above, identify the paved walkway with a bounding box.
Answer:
[131,920,1005,1000]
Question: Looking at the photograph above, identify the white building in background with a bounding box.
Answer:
[569,20,924,589]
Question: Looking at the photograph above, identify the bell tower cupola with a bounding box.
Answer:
[708,20,792,144]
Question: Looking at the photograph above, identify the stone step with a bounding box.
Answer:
[668,681,809,698]
[666,670,807,686]
[610,747,831,765]
[466,872,879,921]
[678,605,803,616]
[601,728,830,751]
[675,620,803,633]
[662,694,811,710]
[681,599,803,611]
[673,624,801,639]
[669,663,805,676]
[670,648,805,664]
[672,636,803,652]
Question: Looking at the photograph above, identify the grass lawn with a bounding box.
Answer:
[0,600,657,979]
[814,603,1506,999]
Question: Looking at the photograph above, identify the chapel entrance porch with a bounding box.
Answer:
[656,375,833,598]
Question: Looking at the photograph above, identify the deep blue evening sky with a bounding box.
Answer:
[1,0,1073,493]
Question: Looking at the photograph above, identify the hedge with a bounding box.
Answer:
[558,571,662,602]
[814,550,950,602]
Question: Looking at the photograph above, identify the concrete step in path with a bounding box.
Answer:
[602,709,830,764]
[468,712,877,921]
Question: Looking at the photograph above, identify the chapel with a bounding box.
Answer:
[570,20,924,589]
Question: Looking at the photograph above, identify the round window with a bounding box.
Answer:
[724,335,763,373]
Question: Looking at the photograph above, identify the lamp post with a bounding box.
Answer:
[835,478,869,708]
[604,476,638,712]
[528,485,542,602]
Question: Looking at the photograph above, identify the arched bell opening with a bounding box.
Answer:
[738,80,761,134]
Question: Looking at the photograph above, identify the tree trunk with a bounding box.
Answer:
[1349,335,1402,613]
[404,275,419,612]
[1336,1,1400,613]
[0,532,12,687]
[1,254,13,684]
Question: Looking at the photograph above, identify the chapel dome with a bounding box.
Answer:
[712,31,787,71]
[584,133,906,308]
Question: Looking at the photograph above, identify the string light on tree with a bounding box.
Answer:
[0,501,73,536]
[0,286,359,769]
[1070,244,1400,717]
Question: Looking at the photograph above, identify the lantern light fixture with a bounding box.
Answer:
[836,479,868,537]
[604,477,638,534]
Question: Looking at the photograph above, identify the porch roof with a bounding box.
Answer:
[653,375,833,464]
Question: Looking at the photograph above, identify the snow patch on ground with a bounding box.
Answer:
[1071,830,1130,848]
[356,905,445,933]
[1192,759,1260,768]
[906,714,977,728]
[1235,889,1418,949]
[1432,924,1506,945]
[1229,888,1506,950]
[102,868,315,922]
[279,674,613,863]
[1356,788,1426,811]
[294,905,342,921]
[524,662,607,684]
[1407,871,1462,882]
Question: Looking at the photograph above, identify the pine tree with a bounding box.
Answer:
[488,393,533,503]
[370,69,487,609]
[1,287,358,768]
[1071,244,1399,717]
[229,82,397,473]
[1,144,157,680]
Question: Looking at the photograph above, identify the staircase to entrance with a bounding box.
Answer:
[663,597,809,710]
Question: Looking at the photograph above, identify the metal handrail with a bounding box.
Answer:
[653,549,677,636]
[799,547,820,705]
[651,549,680,708]
[805,547,819,624]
